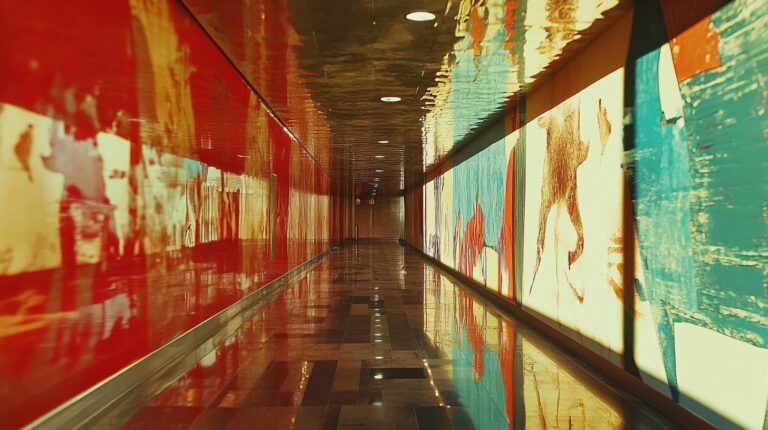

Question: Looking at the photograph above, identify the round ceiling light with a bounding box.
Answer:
[406,11,436,22]
[380,96,401,103]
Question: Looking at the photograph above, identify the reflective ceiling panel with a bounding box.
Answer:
[183,0,630,196]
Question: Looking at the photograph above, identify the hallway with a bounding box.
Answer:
[1,0,765,428]
[120,242,676,430]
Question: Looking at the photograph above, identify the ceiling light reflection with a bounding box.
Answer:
[405,11,436,22]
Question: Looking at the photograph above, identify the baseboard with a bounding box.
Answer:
[399,239,715,430]
[26,247,334,430]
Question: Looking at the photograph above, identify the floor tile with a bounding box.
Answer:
[119,242,681,430]
[370,367,427,380]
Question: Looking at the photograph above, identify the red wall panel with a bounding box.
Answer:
[0,0,330,427]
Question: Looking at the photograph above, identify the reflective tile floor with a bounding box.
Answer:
[121,242,679,430]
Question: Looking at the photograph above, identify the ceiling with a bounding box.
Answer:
[182,0,631,197]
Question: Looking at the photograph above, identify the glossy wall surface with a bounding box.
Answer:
[353,197,404,239]
[407,1,768,429]
[0,0,331,427]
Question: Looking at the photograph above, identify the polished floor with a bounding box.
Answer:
[120,242,678,430]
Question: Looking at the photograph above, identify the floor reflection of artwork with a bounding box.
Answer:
[422,270,629,430]
[521,340,623,429]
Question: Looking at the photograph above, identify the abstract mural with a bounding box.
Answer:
[629,1,768,428]
[424,129,521,301]
[412,0,767,428]
[0,0,331,427]
[522,69,626,362]
[0,0,331,280]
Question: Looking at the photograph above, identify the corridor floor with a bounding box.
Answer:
[121,241,678,430]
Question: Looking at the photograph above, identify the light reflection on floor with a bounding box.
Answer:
[120,241,677,429]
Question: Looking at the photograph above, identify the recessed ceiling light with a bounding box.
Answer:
[376,169,384,173]
[380,96,401,103]
[375,155,385,159]
[406,11,436,22]
[378,140,389,144]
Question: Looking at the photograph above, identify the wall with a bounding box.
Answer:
[0,0,331,427]
[406,1,767,429]
[0,0,331,276]
[332,165,355,241]
[404,187,423,246]
[353,196,403,239]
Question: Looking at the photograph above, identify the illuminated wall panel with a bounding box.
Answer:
[410,1,767,428]
[522,70,625,362]
[630,1,768,428]
[0,0,331,279]
[0,0,331,427]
